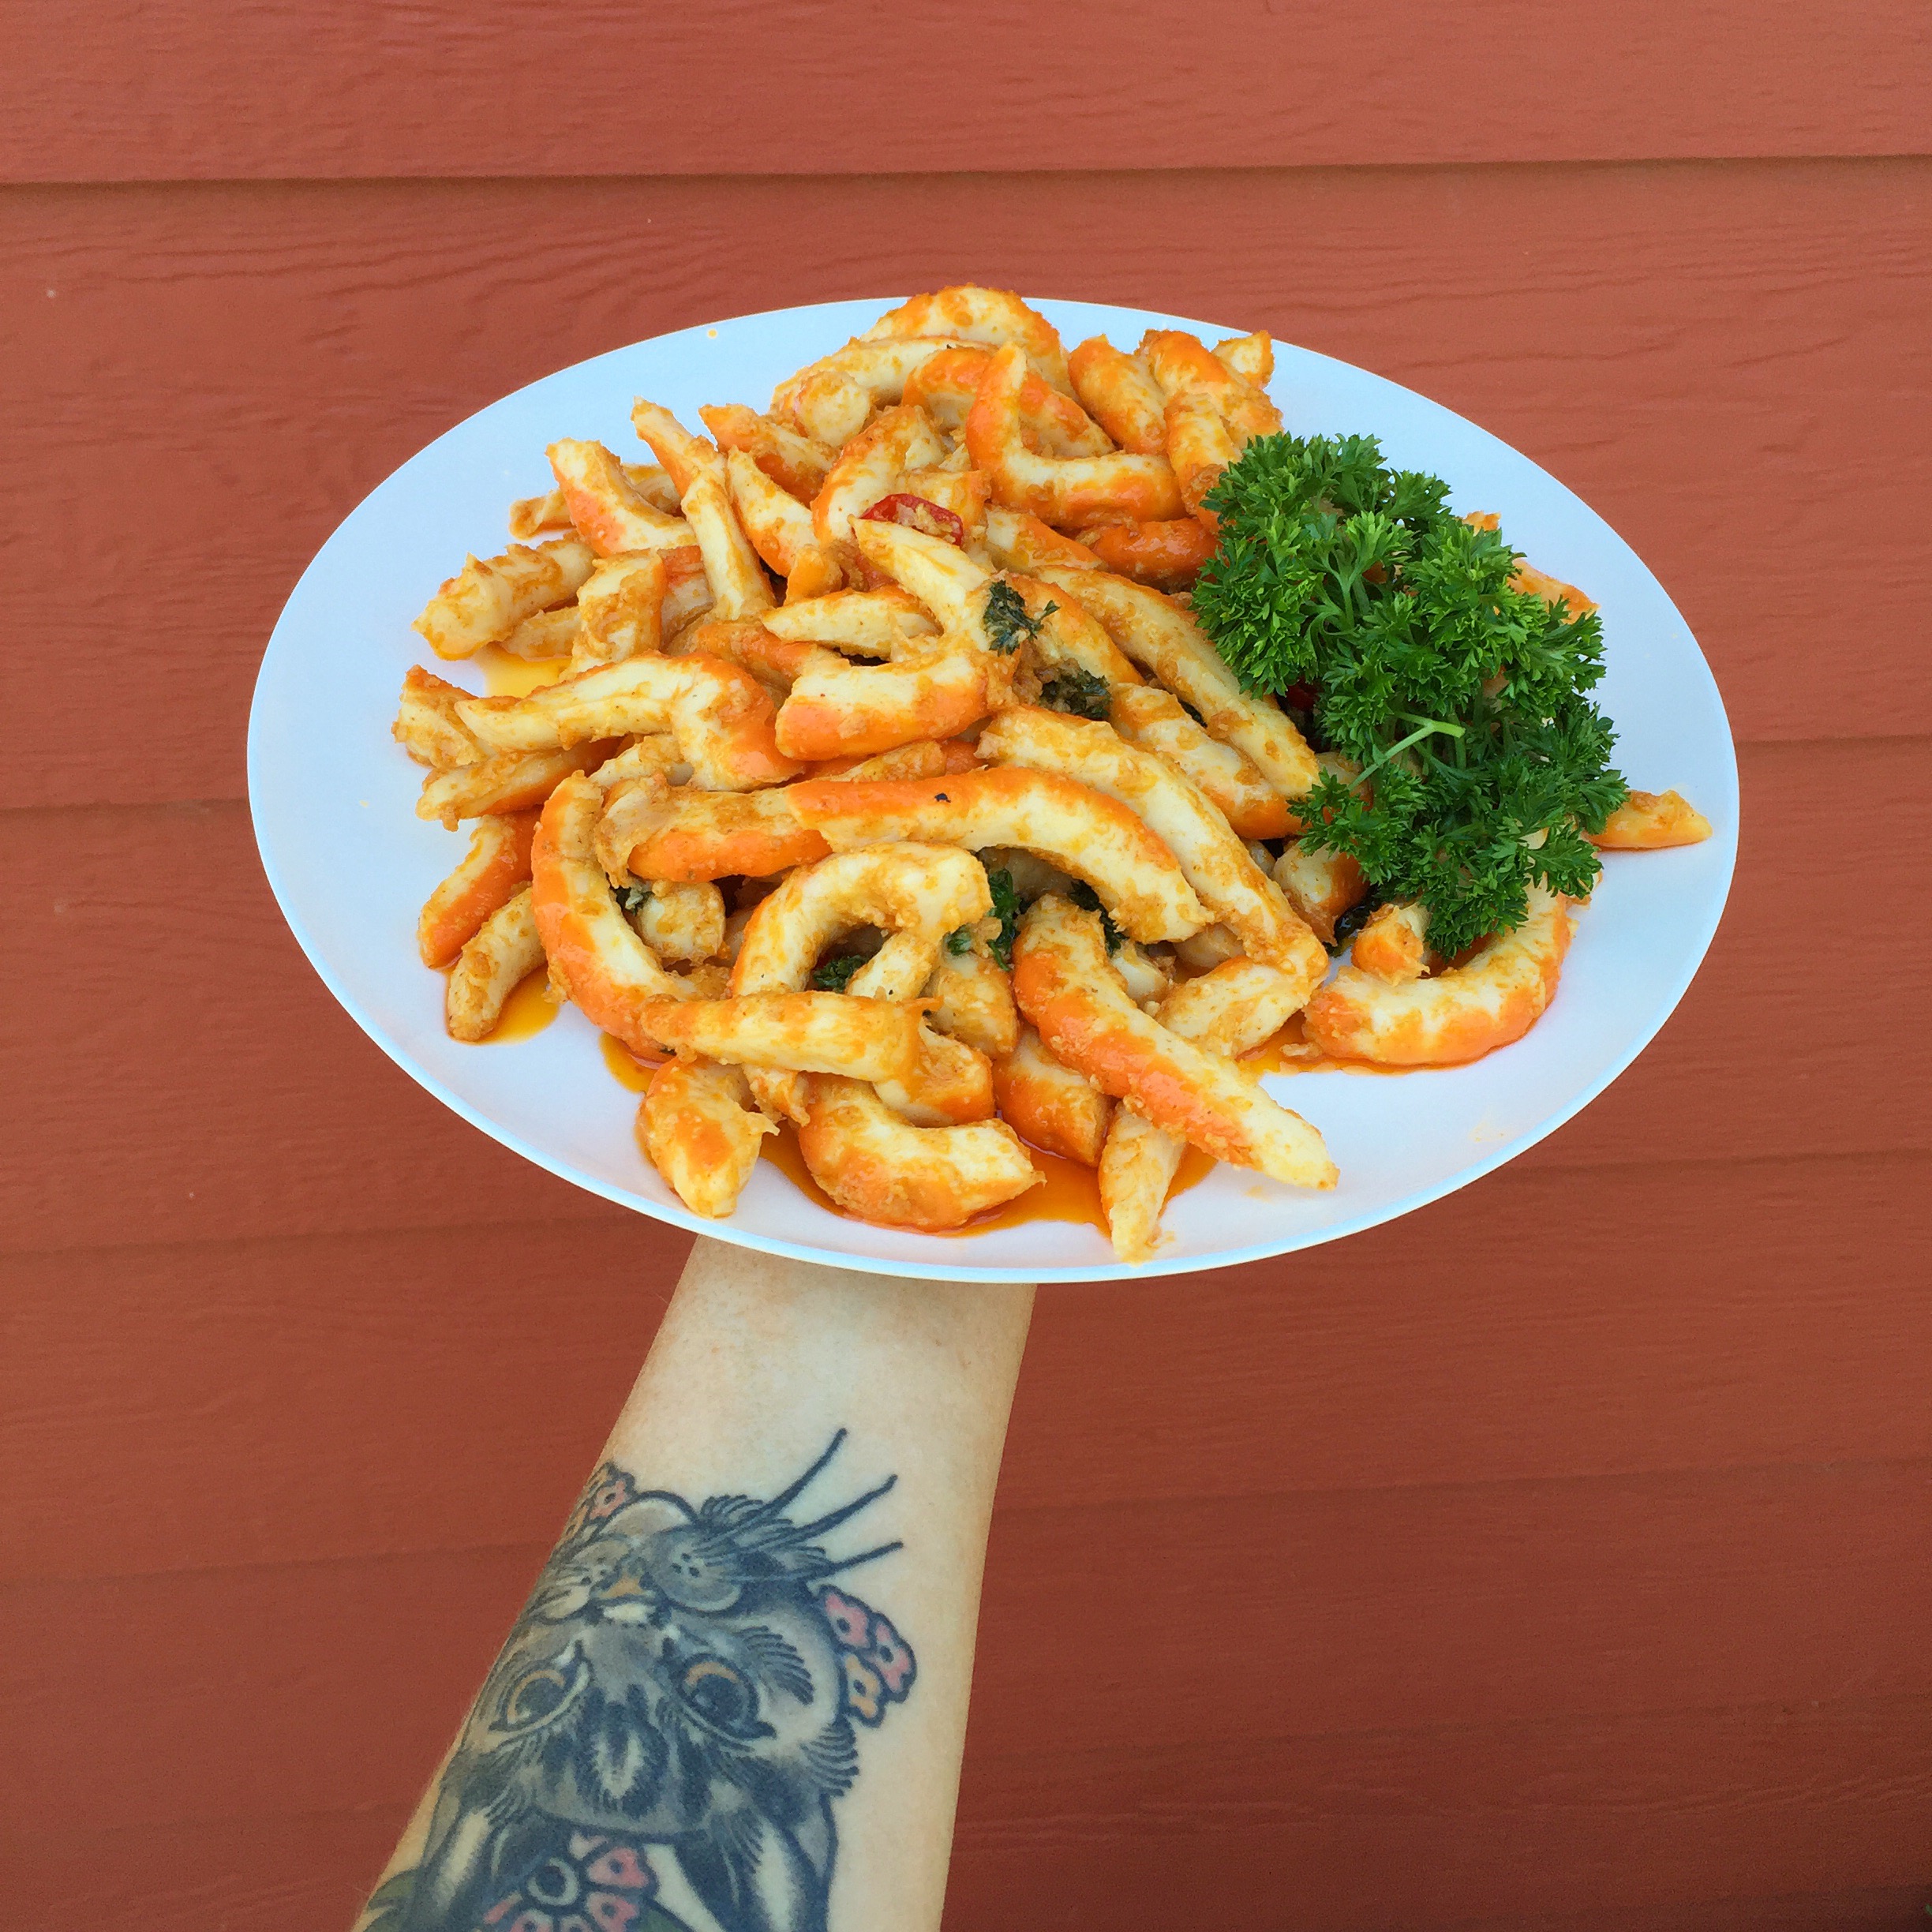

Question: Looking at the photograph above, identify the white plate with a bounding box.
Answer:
[248,298,1738,1283]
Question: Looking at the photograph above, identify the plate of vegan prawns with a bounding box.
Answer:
[248,290,1737,1282]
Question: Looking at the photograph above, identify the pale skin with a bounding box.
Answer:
[354,1237,1035,1932]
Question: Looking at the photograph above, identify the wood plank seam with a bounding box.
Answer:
[2,1148,1923,1267]
[16,1452,1927,1593]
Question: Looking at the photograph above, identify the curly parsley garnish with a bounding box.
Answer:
[983,581,1056,655]
[811,953,868,993]
[1192,432,1627,957]
[983,867,1022,968]
[1040,665,1113,720]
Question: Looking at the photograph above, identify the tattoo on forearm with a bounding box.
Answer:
[361,1432,915,1932]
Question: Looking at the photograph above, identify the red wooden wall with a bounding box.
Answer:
[3,7,1929,1926]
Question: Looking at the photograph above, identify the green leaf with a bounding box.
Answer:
[811,953,868,992]
[1195,430,1624,955]
[984,867,1021,969]
[1040,665,1113,719]
[984,581,1054,655]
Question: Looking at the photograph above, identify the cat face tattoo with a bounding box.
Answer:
[364,1432,915,1932]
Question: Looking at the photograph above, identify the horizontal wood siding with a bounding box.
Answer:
[4,9,1927,1925]
[3,2,1927,181]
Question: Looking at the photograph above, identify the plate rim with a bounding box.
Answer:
[246,294,1740,1285]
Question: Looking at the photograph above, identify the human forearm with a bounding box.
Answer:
[356,1235,1035,1932]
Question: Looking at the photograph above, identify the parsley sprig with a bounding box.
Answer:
[982,867,1022,968]
[811,953,867,993]
[1193,432,1627,957]
[1040,665,1113,719]
[984,581,1056,655]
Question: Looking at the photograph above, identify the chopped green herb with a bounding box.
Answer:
[944,925,975,956]
[1193,431,1626,957]
[811,953,868,993]
[1066,879,1124,953]
[614,883,651,915]
[1040,666,1113,720]
[984,867,1022,968]
[983,580,1056,655]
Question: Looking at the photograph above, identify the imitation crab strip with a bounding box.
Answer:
[455,654,799,791]
[530,774,712,1053]
[847,518,990,633]
[772,339,975,447]
[812,407,953,550]
[977,706,1324,982]
[640,1059,777,1219]
[417,808,541,967]
[993,1026,1114,1166]
[1097,959,1320,1262]
[598,778,831,884]
[1271,839,1368,946]
[680,468,773,620]
[634,993,925,1087]
[630,879,727,965]
[1107,685,1290,840]
[445,888,546,1043]
[572,552,668,665]
[1350,902,1429,983]
[698,404,835,504]
[1034,565,1320,799]
[547,440,695,557]
[1075,516,1217,590]
[1163,391,1241,528]
[726,448,822,578]
[966,345,1184,526]
[417,743,615,828]
[731,844,992,1124]
[414,535,597,660]
[1586,789,1713,849]
[786,767,1209,945]
[980,508,1106,576]
[733,847,990,1002]
[776,644,1011,762]
[500,606,582,661]
[1140,329,1283,445]
[859,285,1073,395]
[921,938,1018,1061]
[902,346,1112,455]
[1013,895,1336,1189]
[665,617,834,693]
[1005,574,1143,687]
[395,665,487,770]
[798,1076,1039,1230]
[1303,885,1574,1065]
[1215,331,1275,386]
[761,589,938,656]
[1067,338,1167,455]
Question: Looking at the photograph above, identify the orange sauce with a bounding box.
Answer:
[438,964,561,1042]
[599,1033,668,1091]
[754,1123,1215,1240]
[758,1122,841,1215]
[487,969,562,1040]
[475,643,570,697]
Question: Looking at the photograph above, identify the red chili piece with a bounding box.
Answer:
[859,493,965,548]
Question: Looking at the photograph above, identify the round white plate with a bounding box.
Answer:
[249,297,1738,1283]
